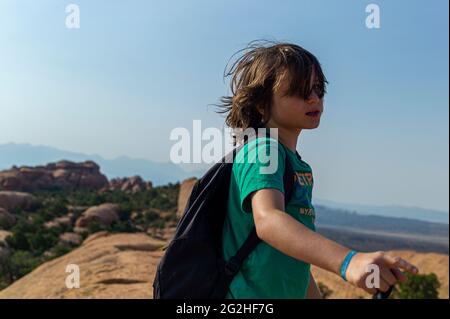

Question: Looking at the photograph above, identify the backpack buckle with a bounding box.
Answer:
[224,259,240,276]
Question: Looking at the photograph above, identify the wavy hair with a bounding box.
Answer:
[217,40,328,133]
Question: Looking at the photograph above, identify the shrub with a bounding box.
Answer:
[1,250,42,282]
[391,273,440,299]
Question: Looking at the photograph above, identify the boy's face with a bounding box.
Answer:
[270,70,324,131]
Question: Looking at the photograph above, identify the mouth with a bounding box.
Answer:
[305,110,321,117]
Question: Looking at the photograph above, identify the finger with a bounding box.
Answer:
[391,268,407,283]
[359,276,377,295]
[380,267,398,286]
[378,278,390,293]
[383,255,419,274]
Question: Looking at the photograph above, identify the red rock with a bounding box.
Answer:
[107,176,152,193]
[177,177,198,218]
[0,161,108,192]
[44,214,74,229]
[75,203,120,228]
[59,232,82,245]
[0,191,37,211]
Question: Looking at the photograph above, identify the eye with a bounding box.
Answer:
[311,83,324,98]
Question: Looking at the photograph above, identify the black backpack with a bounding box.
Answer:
[153,140,295,299]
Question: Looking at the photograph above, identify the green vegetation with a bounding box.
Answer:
[391,273,441,299]
[0,184,179,290]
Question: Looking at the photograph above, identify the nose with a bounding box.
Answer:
[306,90,321,104]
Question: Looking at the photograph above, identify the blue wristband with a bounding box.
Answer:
[340,250,358,281]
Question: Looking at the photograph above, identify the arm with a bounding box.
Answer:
[251,188,419,294]
[306,272,322,299]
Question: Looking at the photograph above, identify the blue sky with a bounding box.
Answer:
[0,0,448,212]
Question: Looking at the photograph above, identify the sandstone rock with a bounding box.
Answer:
[73,227,88,234]
[0,208,16,227]
[0,233,447,299]
[75,203,120,228]
[0,191,37,211]
[0,233,165,298]
[0,161,108,192]
[107,176,152,194]
[176,177,198,219]
[146,226,176,242]
[44,214,74,229]
[82,231,109,245]
[59,232,82,246]
[0,230,12,245]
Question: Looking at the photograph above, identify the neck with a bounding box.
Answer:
[264,120,301,152]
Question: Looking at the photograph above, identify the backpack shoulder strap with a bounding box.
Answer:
[225,149,295,277]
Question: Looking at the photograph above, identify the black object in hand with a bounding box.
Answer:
[373,286,393,299]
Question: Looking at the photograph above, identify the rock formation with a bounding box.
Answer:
[107,176,152,194]
[0,191,37,211]
[176,177,197,218]
[59,232,82,246]
[44,214,75,229]
[0,233,447,298]
[0,161,108,192]
[75,203,120,229]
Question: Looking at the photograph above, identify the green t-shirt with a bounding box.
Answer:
[222,136,316,299]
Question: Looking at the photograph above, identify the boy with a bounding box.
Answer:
[219,41,418,299]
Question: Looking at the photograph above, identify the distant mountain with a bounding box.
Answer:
[0,143,196,186]
[315,198,449,224]
[318,226,449,254]
[315,205,448,238]
[314,205,449,254]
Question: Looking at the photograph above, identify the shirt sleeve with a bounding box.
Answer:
[232,137,286,214]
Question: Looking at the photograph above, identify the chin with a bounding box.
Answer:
[302,121,321,130]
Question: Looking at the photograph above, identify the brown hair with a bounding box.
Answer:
[217,40,328,131]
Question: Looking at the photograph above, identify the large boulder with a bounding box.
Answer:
[44,214,74,229]
[0,239,447,299]
[0,161,108,192]
[0,191,37,212]
[176,177,198,219]
[59,232,82,246]
[44,214,73,228]
[75,203,120,228]
[107,176,152,194]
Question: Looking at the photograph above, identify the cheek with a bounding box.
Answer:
[278,96,308,118]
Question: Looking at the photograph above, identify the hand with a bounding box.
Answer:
[345,251,419,294]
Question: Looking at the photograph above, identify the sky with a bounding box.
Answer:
[0,0,448,212]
